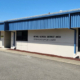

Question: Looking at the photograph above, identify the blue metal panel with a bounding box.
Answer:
[51,18,54,29]
[36,20,38,29]
[53,17,56,29]
[44,19,47,29]
[31,20,34,29]
[0,24,4,31]
[28,21,31,30]
[37,20,40,29]
[56,17,59,28]
[47,18,51,29]
[63,16,66,28]
[2,13,80,31]
[58,16,60,28]
[8,14,69,31]
[1,9,80,31]
[71,13,80,28]
[40,19,44,29]
[49,15,69,29]
[34,20,37,29]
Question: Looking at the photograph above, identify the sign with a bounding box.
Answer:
[33,35,61,41]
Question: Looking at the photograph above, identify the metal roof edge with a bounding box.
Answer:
[0,22,4,24]
[0,8,80,23]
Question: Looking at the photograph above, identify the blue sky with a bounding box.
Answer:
[0,0,80,21]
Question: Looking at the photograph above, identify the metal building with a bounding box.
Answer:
[0,9,80,58]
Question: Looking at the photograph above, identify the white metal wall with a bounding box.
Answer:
[11,29,78,57]
[28,29,75,57]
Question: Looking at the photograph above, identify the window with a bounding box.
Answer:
[16,31,28,41]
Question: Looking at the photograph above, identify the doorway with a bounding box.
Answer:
[13,32,15,46]
[4,31,11,48]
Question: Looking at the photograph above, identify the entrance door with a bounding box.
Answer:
[13,32,15,46]
[4,31,11,48]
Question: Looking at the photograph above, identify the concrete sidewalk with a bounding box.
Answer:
[0,48,80,66]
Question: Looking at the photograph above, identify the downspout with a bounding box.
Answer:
[69,14,76,54]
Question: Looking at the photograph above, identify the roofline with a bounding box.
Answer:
[0,22,4,24]
[0,8,80,23]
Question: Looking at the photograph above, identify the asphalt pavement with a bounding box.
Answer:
[0,51,80,80]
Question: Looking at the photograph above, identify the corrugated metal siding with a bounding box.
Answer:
[9,15,69,31]
[0,24,4,31]
[71,13,80,28]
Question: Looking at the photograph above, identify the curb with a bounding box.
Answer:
[8,49,80,61]
[0,48,80,66]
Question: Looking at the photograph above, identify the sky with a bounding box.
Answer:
[0,0,80,21]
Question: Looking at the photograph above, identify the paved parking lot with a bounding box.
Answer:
[0,51,80,80]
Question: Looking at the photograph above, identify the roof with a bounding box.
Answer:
[0,8,80,23]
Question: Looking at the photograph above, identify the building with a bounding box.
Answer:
[0,9,80,58]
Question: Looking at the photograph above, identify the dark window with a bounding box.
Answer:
[16,31,28,41]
